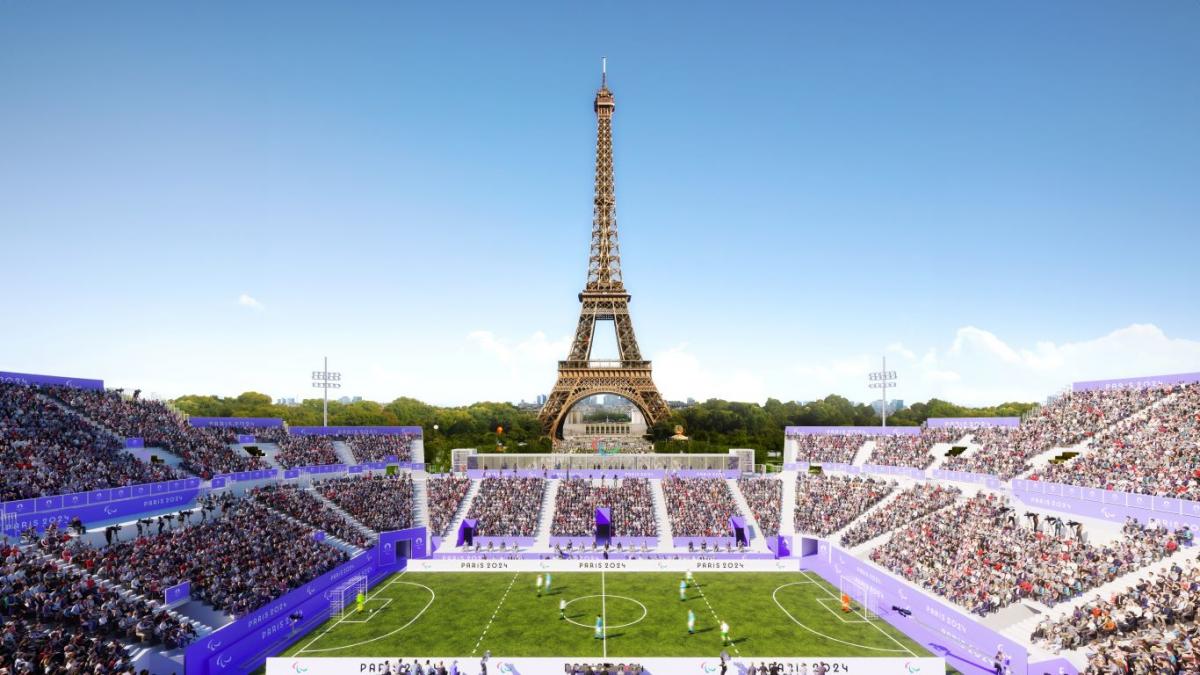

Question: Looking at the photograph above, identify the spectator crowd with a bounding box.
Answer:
[276,435,339,468]
[551,477,656,538]
[1038,383,1200,500]
[793,475,893,537]
[54,494,348,618]
[319,474,415,533]
[347,434,415,463]
[1,535,196,674]
[0,383,177,500]
[788,433,869,464]
[871,493,1188,616]
[662,477,740,538]
[428,475,472,536]
[52,387,264,478]
[251,483,372,549]
[736,477,781,536]
[466,477,546,537]
[942,385,1175,479]
[839,482,961,548]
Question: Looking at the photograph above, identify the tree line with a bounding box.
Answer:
[172,392,1035,470]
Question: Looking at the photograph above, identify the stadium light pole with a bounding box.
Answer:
[311,356,342,427]
[868,356,898,427]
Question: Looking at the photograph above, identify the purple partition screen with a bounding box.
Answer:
[786,426,921,436]
[189,417,285,428]
[1073,371,1200,392]
[0,371,104,390]
[164,581,191,606]
[1,478,202,536]
[925,417,1020,429]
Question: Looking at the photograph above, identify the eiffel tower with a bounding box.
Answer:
[539,61,671,441]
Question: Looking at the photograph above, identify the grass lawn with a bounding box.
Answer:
[278,570,934,660]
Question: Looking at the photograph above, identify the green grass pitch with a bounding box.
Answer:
[279,570,937,660]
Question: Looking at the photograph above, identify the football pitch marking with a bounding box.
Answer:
[562,594,648,631]
[340,597,393,623]
[800,571,916,657]
[814,597,872,623]
[470,572,519,656]
[296,577,436,655]
[770,577,916,656]
[693,574,740,657]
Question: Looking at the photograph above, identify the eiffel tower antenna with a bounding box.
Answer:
[539,63,670,443]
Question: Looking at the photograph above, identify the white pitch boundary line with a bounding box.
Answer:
[800,571,918,657]
[814,597,872,623]
[771,582,909,654]
[299,581,436,654]
[471,573,519,656]
[692,574,739,657]
[340,597,394,623]
[601,570,607,659]
[295,570,409,655]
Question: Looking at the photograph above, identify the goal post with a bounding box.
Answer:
[327,575,368,620]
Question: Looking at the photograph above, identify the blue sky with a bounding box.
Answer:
[2,2,1198,406]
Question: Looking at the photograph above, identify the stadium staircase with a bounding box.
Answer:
[252,442,284,469]
[33,391,194,474]
[25,530,221,673]
[996,546,1193,671]
[851,440,875,466]
[923,438,964,471]
[725,478,771,552]
[412,473,431,534]
[437,478,481,552]
[332,440,358,465]
[1017,388,1186,480]
[258,499,368,554]
[649,478,674,551]
[532,478,561,550]
[778,472,798,536]
[309,489,378,542]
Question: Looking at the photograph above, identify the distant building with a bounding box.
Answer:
[536,394,548,406]
[275,397,298,406]
[871,399,905,415]
[336,396,363,404]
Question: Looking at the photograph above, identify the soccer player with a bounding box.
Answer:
[840,592,851,613]
[685,570,694,586]
[679,578,687,601]
[594,615,604,639]
[356,590,366,613]
[545,573,552,594]
[720,620,730,645]
[559,598,566,620]
[536,574,543,597]
[687,609,695,635]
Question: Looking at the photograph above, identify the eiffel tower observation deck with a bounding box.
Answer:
[538,60,670,449]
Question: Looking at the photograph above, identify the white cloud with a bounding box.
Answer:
[653,343,768,403]
[792,323,1200,405]
[236,293,264,311]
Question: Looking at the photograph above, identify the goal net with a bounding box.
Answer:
[327,575,368,620]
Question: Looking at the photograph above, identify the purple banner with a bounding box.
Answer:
[804,540,1033,675]
[288,425,422,437]
[0,370,104,390]
[925,417,1020,429]
[124,437,144,448]
[1011,480,1200,532]
[283,469,301,480]
[235,434,255,444]
[464,468,739,480]
[188,417,285,428]
[786,426,920,436]
[1072,371,1200,392]
[3,483,201,535]
[210,477,227,489]
[164,581,191,606]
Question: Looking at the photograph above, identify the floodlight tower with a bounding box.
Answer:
[868,356,899,427]
[311,356,342,427]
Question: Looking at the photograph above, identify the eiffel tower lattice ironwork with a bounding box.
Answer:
[539,62,671,440]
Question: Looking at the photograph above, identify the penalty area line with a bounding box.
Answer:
[295,570,408,655]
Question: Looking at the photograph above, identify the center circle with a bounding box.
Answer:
[561,594,648,630]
